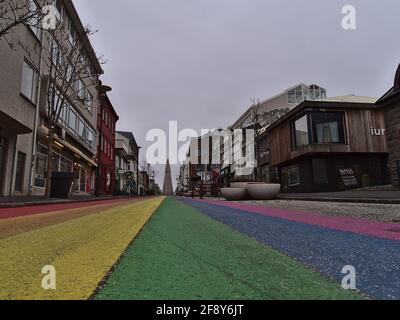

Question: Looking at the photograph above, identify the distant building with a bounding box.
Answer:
[115,131,140,195]
[225,84,327,183]
[96,90,119,195]
[232,83,327,130]
[138,171,149,195]
[260,96,389,192]
[376,65,400,187]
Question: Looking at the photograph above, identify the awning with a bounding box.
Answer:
[54,136,98,167]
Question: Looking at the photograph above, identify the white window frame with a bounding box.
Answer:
[21,60,37,102]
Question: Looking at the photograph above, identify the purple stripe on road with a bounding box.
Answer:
[192,199,400,241]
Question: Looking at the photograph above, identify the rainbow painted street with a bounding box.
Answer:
[1,196,400,300]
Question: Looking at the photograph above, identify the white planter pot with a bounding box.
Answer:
[247,184,281,200]
[221,188,247,201]
[230,182,249,189]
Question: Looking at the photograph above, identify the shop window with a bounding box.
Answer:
[288,166,300,186]
[52,153,60,172]
[80,169,86,192]
[34,153,47,188]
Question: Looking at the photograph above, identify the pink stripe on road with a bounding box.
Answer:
[193,199,400,241]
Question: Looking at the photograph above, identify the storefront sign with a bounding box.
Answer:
[339,168,358,187]
[370,127,386,136]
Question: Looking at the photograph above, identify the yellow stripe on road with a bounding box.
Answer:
[0,197,164,300]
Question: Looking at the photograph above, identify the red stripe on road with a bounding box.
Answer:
[0,197,145,219]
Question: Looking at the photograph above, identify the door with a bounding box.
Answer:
[15,152,26,193]
[0,137,8,195]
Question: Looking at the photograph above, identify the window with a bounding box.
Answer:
[86,92,93,111]
[68,109,77,131]
[78,118,85,138]
[294,115,309,148]
[310,112,346,144]
[67,18,76,44]
[87,129,95,147]
[288,166,300,186]
[21,61,37,102]
[27,0,41,40]
[54,0,64,21]
[75,79,85,99]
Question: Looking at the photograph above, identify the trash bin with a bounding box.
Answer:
[50,172,74,199]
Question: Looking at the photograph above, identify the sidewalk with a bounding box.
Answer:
[277,188,400,204]
[0,194,130,208]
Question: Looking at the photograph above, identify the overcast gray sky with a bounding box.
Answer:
[73,0,400,189]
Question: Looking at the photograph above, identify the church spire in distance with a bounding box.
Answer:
[163,159,174,196]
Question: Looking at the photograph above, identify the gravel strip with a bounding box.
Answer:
[238,200,400,223]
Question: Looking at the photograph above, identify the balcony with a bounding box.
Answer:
[115,139,129,157]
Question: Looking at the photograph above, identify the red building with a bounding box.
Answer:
[96,90,119,195]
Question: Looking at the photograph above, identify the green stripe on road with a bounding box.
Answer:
[96,197,363,300]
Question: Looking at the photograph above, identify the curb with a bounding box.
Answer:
[0,196,136,209]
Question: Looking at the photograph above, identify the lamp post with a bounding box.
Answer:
[95,82,112,197]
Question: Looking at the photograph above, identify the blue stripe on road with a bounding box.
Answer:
[180,199,400,300]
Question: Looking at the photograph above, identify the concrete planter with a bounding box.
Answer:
[230,182,264,189]
[247,184,281,200]
[230,182,249,189]
[221,188,247,201]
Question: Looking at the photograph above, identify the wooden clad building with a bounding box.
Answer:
[376,65,400,187]
[259,97,389,193]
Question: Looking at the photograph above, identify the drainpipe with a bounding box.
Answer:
[28,31,44,196]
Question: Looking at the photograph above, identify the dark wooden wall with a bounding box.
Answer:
[383,104,400,185]
[265,107,388,167]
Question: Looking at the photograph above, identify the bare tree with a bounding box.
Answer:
[249,99,290,180]
[0,0,42,46]
[42,22,103,197]
[139,160,158,181]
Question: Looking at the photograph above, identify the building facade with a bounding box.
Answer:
[96,91,119,195]
[376,65,400,187]
[138,171,149,195]
[115,131,139,195]
[261,97,389,193]
[0,0,103,197]
[226,84,327,182]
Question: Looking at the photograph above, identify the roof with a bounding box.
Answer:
[117,131,139,149]
[101,92,119,120]
[376,64,400,106]
[266,98,378,133]
[231,83,326,128]
[321,95,377,104]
